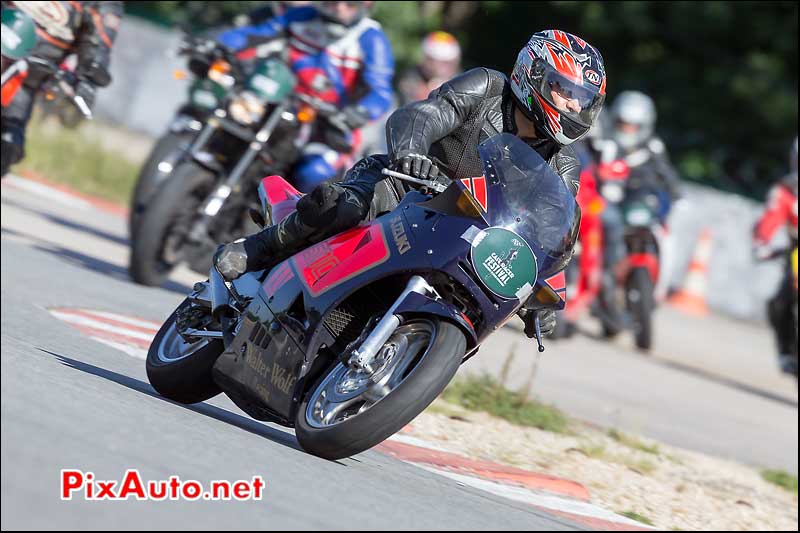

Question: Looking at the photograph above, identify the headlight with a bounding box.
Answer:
[625,205,653,226]
[228,91,265,125]
[192,89,218,109]
[601,182,625,203]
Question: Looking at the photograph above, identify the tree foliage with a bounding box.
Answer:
[125,1,797,197]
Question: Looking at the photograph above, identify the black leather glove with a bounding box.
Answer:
[329,105,370,131]
[393,151,440,181]
[213,240,248,281]
[325,106,369,153]
[520,308,557,340]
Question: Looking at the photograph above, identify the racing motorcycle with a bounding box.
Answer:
[129,53,339,287]
[145,133,576,459]
[591,161,665,350]
[618,179,665,350]
[128,35,241,239]
[1,8,102,177]
[553,159,607,338]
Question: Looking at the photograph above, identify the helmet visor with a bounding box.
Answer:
[537,69,604,128]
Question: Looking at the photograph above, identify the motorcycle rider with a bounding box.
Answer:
[753,137,799,374]
[1,0,122,177]
[397,30,462,105]
[216,1,394,193]
[215,29,607,338]
[599,90,682,318]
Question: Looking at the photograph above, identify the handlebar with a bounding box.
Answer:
[27,57,93,119]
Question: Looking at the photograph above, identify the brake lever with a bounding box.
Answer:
[380,168,447,193]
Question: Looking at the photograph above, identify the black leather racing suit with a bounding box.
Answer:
[1,1,122,174]
[239,67,581,269]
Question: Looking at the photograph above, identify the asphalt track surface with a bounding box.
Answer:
[1,178,797,528]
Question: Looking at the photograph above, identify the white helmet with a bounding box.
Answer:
[610,90,656,150]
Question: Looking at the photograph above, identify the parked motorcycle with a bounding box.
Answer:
[129,51,338,287]
[146,133,576,459]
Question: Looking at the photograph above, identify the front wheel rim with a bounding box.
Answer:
[305,320,436,429]
[156,321,210,364]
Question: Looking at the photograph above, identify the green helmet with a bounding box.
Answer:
[1,9,38,60]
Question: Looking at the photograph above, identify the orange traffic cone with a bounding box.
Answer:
[669,228,712,316]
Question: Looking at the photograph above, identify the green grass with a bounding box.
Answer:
[16,117,140,205]
[760,469,798,493]
[618,510,654,526]
[441,374,571,434]
[608,428,660,455]
[576,441,607,459]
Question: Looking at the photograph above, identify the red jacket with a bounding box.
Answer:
[754,175,798,245]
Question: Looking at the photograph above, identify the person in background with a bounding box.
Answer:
[753,137,798,375]
[1,1,122,177]
[397,30,462,105]
[600,90,682,307]
[217,1,395,193]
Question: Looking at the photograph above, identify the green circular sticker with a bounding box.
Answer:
[470,227,538,300]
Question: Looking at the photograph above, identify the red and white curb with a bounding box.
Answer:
[49,308,159,360]
[49,307,652,530]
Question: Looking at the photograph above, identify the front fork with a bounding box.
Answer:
[348,275,438,373]
[188,103,288,243]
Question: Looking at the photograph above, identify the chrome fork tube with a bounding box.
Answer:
[348,275,436,372]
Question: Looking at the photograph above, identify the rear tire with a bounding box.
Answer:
[627,268,654,351]
[295,318,466,460]
[129,162,214,287]
[146,300,223,404]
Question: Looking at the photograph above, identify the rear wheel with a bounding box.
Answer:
[627,268,655,351]
[129,162,214,286]
[146,300,223,404]
[295,318,466,460]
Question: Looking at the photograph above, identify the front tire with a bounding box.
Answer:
[296,318,466,460]
[146,300,223,404]
[129,131,194,239]
[627,267,654,351]
[129,162,214,286]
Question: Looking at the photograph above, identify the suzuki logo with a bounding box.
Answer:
[390,217,411,255]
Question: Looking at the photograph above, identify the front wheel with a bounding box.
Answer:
[627,267,655,351]
[146,300,224,404]
[295,318,466,460]
[129,131,194,239]
[129,162,215,286]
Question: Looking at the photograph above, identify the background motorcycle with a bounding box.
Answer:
[1,8,104,177]
[129,54,337,287]
[553,160,607,339]
[128,36,238,239]
[145,134,575,459]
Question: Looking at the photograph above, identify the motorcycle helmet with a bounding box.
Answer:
[316,1,371,31]
[610,90,656,150]
[510,30,606,146]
